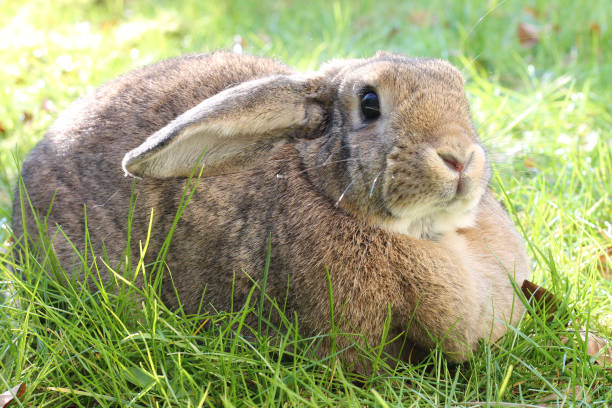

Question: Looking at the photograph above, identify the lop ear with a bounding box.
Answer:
[122,73,327,178]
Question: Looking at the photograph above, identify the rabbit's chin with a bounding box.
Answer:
[375,193,482,240]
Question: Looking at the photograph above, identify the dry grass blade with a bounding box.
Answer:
[536,385,591,405]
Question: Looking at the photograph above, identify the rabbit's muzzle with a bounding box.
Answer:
[381,137,488,230]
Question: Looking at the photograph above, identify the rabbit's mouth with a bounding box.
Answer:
[376,143,488,239]
[376,192,482,240]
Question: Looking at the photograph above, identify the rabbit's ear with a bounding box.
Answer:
[122,74,328,178]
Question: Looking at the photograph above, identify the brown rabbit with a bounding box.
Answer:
[13,51,529,370]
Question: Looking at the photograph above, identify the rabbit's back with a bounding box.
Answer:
[23,52,293,171]
[12,52,293,275]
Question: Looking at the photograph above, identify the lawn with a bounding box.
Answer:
[0,0,610,406]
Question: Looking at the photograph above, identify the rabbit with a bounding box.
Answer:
[13,50,530,370]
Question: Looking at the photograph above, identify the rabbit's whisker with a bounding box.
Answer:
[335,179,354,208]
[323,150,334,166]
[92,190,119,208]
[369,171,383,198]
[322,143,353,166]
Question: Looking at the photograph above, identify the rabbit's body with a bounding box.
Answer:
[13,51,529,367]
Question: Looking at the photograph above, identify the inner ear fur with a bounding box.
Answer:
[122,73,328,179]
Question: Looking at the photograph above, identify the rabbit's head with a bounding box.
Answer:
[123,52,489,239]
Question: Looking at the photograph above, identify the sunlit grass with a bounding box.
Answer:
[0,0,610,406]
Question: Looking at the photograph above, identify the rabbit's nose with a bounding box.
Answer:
[437,152,467,173]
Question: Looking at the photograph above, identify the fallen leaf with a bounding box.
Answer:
[20,112,33,123]
[517,22,540,48]
[41,98,57,114]
[387,26,400,39]
[562,330,612,368]
[585,333,612,367]
[410,10,433,27]
[523,6,541,19]
[521,280,564,323]
[99,20,119,32]
[523,157,537,169]
[0,383,26,407]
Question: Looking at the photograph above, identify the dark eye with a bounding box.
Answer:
[360,92,380,120]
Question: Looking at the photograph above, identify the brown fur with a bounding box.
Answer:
[13,51,530,370]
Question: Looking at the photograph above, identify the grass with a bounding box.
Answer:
[1,0,611,406]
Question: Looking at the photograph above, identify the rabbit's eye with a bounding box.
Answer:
[360,92,380,120]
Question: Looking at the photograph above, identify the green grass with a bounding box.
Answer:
[1,0,611,406]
